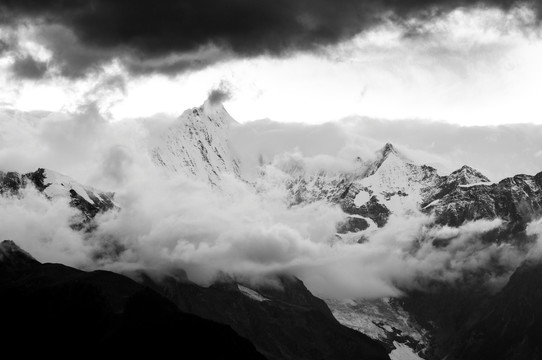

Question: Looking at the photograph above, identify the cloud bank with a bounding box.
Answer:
[1,107,542,299]
[231,117,542,181]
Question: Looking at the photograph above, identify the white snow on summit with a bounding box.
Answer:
[41,169,98,204]
[151,100,241,185]
[351,144,440,215]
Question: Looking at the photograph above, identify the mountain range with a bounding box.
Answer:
[1,101,542,360]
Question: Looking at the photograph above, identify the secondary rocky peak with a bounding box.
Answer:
[376,142,411,164]
[179,100,237,129]
[0,240,24,254]
[381,142,398,157]
[447,164,491,185]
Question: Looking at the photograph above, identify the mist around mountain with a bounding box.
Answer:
[1,101,542,359]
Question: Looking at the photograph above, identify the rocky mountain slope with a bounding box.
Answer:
[398,260,542,360]
[148,101,542,359]
[0,166,390,359]
[283,142,542,240]
[0,240,266,358]
[451,261,542,360]
[2,102,542,360]
[139,271,390,360]
[424,170,542,232]
[259,142,542,358]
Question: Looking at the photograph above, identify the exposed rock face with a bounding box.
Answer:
[140,272,390,360]
[0,240,266,359]
[283,143,542,238]
[424,171,542,232]
[276,143,542,359]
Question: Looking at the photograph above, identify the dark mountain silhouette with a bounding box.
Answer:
[0,240,266,359]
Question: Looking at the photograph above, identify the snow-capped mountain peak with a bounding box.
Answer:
[354,146,439,216]
[381,142,399,157]
[364,143,412,178]
[180,100,238,128]
[446,165,491,185]
[151,102,241,185]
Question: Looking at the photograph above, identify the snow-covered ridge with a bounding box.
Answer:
[151,100,241,185]
[0,168,116,222]
[41,169,103,205]
[352,144,440,216]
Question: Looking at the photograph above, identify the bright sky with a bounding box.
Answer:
[1,6,542,126]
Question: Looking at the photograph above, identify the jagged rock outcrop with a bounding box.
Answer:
[424,171,542,232]
[284,142,542,237]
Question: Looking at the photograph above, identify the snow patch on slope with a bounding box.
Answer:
[354,191,370,207]
[458,181,494,188]
[238,285,269,302]
[326,297,428,358]
[42,169,97,204]
[390,342,424,360]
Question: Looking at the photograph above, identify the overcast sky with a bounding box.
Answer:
[0,1,541,126]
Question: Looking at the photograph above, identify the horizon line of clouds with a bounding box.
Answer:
[0,1,540,80]
[1,103,541,183]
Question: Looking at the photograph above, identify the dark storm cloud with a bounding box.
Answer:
[0,0,539,76]
[207,81,233,105]
[10,55,48,79]
[34,24,116,78]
